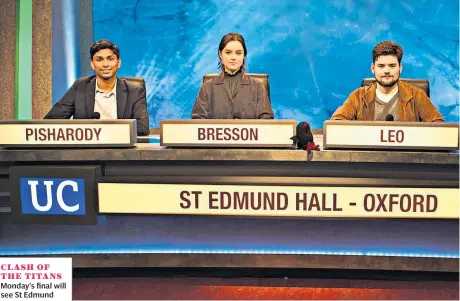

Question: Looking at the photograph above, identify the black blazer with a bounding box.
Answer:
[44,76,149,135]
[191,73,274,119]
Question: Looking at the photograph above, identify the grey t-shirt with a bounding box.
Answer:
[374,92,400,121]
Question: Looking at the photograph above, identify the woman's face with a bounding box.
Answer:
[219,40,245,74]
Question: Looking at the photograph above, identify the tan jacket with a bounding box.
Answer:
[331,81,444,122]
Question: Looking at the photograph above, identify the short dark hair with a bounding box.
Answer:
[217,33,247,72]
[372,41,403,64]
[90,39,120,60]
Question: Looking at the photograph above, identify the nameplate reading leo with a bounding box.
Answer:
[160,119,296,147]
[323,121,459,150]
[0,120,137,148]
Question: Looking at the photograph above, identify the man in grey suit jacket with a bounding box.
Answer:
[44,40,149,136]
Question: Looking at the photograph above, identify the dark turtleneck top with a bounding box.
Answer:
[191,68,274,119]
[224,68,243,97]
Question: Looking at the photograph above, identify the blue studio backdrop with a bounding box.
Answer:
[92,0,459,128]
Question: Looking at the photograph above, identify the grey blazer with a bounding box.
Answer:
[44,76,149,135]
[191,73,274,119]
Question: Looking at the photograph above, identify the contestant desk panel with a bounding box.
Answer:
[0,144,458,272]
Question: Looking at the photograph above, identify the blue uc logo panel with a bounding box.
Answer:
[20,178,86,215]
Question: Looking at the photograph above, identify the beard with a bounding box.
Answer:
[375,75,399,88]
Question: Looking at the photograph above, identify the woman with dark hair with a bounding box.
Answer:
[191,33,274,119]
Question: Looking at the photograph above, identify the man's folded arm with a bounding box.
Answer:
[43,82,77,119]
[417,93,444,122]
[330,94,358,120]
[132,85,150,136]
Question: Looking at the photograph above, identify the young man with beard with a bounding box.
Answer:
[44,39,150,135]
[331,41,443,122]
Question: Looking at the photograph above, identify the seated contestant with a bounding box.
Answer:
[331,41,443,122]
[44,39,150,135]
[192,33,274,119]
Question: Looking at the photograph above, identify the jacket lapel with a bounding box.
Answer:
[85,77,97,118]
[397,81,414,121]
[362,83,376,121]
[363,81,414,121]
[116,77,127,118]
[233,73,249,98]
[214,72,232,100]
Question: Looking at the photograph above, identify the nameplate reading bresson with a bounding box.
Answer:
[98,183,458,219]
[323,121,459,150]
[0,120,137,147]
[160,119,296,147]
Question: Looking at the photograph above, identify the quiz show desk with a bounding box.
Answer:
[0,120,458,276]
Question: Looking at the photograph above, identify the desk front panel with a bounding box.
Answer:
[0,148,458,271]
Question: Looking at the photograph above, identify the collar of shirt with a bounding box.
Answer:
[375,85,399,103]
[95,78,117,97]
[224,68,242,78]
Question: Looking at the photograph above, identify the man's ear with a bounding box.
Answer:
[399,63,402,74]
[371,63,375,75]
[118,59,122,69]
[90,61,95,71]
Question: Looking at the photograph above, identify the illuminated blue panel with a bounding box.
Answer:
[52,0,81,104]
[2,247,458,258]
[0,214,458,258]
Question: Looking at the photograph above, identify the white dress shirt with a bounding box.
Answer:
[94,79,118,119]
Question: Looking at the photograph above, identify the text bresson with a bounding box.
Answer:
[198,127,259,141]
[25,128,102,142]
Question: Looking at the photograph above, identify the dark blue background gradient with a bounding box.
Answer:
[1,214,458,257]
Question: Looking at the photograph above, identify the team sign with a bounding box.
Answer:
[98,183,458,219]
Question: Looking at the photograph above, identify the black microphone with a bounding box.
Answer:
[290,121,314,150]
[385,114,394,121]
[92,112,101,119]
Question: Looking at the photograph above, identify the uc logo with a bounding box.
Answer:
[20,178,86,215]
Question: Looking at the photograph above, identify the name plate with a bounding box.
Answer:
[98,183,459,219]
[323,121,459,150]
[160,119,296,147]
[0,120,137,148]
